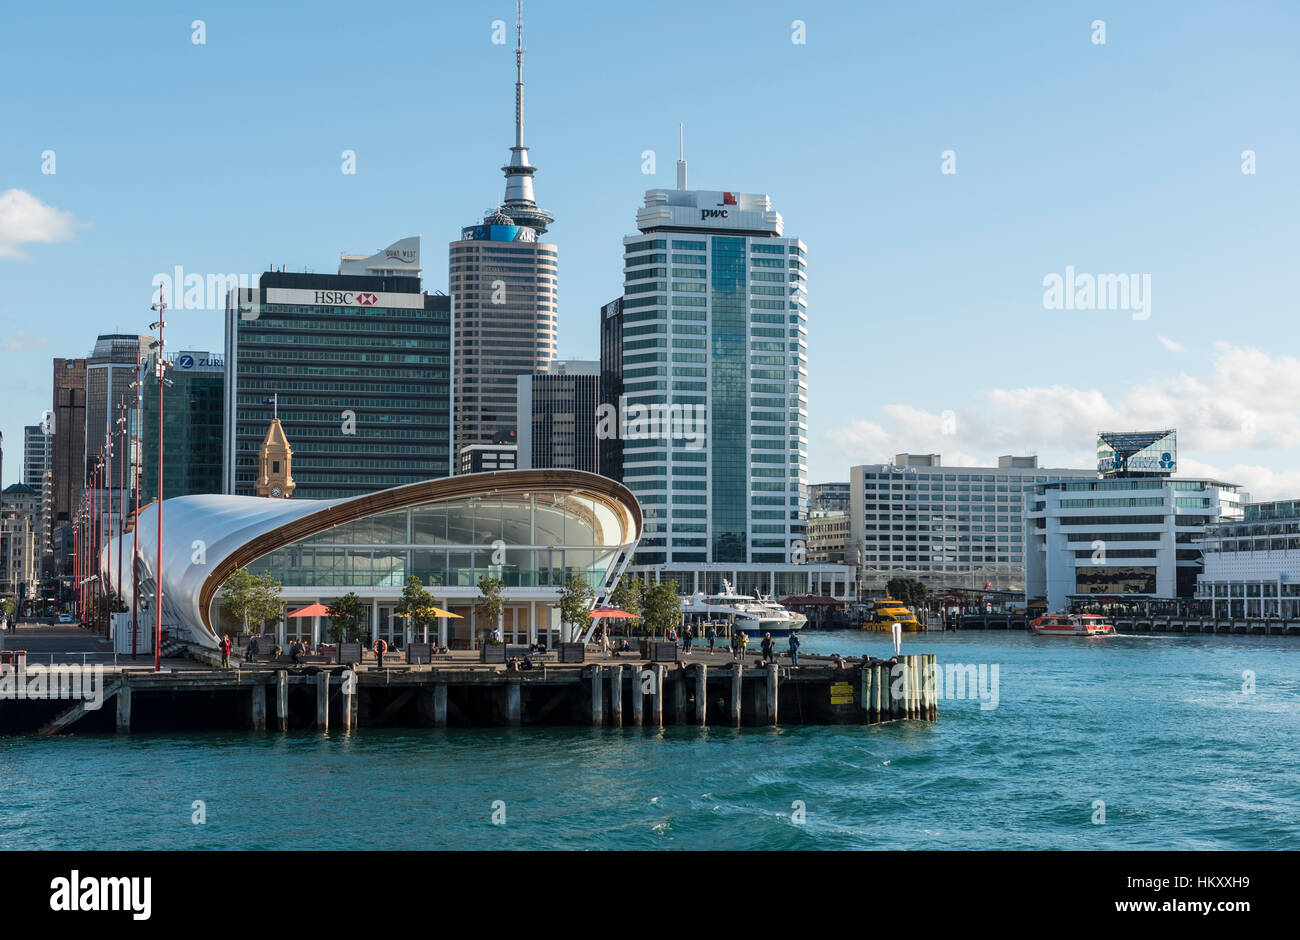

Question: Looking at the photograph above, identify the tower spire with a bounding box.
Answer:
[677,123,688,191]
[500,0,553,234]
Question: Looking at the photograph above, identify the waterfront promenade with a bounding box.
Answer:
[0,619,937,735]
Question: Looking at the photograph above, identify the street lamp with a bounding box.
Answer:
[129,353,143,661]
[149,290,169,671]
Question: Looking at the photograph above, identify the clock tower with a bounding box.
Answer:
[256,417,295,498]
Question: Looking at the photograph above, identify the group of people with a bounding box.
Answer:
[656,625,802,667]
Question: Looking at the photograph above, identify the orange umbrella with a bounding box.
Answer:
[287,603,331,617]
[590,607,639,618]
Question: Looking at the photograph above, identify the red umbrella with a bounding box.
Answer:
[590,607,639,618]
[286,603,331,618]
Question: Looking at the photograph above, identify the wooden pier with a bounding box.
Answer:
[0,650,940,735]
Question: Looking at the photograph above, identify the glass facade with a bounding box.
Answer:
[711,235,747,562]
[140,356,223,501]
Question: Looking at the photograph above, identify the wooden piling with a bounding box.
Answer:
[250,683,266,731]
[590,665,604,727]
[859,666,870,723]
[766,662,779,725]
[730,664,743,727]
[340,675,354,732]
[608,666,622,728]
[433,683,447,728]
[695,665,707,726]
[315,671,329,731]
[275,670,288,731]
[672,668,686,725]
[506,681,521,727]
[651,664,664,727]
[631,667,644,726]
[115,682,131,733]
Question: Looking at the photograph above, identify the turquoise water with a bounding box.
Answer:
[2,631,1297,850]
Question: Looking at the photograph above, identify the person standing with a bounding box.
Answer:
[760,632,773,664]
[729,630,740,659]
[788,631,801,668]
[219,634,232,670]
[739,631,750,658]
[374,637,388,668]
[682,624,693,655]
[706,623,717,653]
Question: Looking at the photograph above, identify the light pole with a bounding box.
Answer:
[130,354,143,661]
[116,397,127,625]
[150,291,168,671]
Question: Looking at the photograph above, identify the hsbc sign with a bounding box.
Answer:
[262,288,425,309]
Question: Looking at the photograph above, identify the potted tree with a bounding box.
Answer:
[327,592,366,647]
[219,567,283,640]
[476,576,506,663]
[641,580,683,661]
[556,575,593,663]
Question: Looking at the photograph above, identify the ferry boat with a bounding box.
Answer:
[861,597,923,633]
[680,582,804,637]
[1029,613,1117,637]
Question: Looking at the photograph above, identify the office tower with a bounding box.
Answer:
[51,357,86,530]
[85,334,152,480]
[450,3,557,466]
[23,424,51,488]
[223,238,453,499]
[618,153,852,601]
[809,482,849,514]
[598,297,624,481]
[138,350,225,501]
[516,359,599,472]
[1027,430,1241,610]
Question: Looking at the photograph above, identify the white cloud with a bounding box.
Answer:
[1157,335,1185,353]
[2,329,51,352]
[0,189,83,259]
[825,344,1300,490]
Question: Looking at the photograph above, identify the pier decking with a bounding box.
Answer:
[0,623,938,734]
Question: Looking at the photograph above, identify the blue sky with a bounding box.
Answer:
[2,0,1299,496]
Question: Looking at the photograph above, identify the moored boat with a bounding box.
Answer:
[1030,613,1117,637]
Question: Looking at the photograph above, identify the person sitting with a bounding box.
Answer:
[505,657,520,672]
[291,641,305,666]
[520,655,534,671]
[247,636,259,663]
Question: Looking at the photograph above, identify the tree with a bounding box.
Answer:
[218,568,283,636]
[607,574,643,619]
[0,597,16,621]
[395,575,436,644]
[476,575,506,644]
[327,592,367,643]
[887,577,929,611]
[558,575,594,642]
[641,580,683,638]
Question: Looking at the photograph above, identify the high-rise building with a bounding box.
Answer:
[450,4,557,465]
[139,350,225,501]
[598,297,624,481]
[809,482,850,514]
[516,360,599,472]
[223,238,453,499]
[23,424,51,488]
[85,334,152,481]
[850,454,1098,592]
[1026,430,1241,610]
[51,357,86,531]
[617,154,851,601]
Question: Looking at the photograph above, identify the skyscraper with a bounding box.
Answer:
[618,151,850,601]
[50,357,86,531]
[85,334,151,481]
[450,1,557,465]
[139,350,225,501]
[23,424,51,488]
[598,297,624,481]
[516,360,600,472]
[223,238,453,499]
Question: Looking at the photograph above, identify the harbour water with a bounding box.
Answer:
[1,631,1296,850]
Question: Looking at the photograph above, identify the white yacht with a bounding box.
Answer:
[680,581,805,637]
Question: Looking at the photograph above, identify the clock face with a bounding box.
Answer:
[271,486,282,497]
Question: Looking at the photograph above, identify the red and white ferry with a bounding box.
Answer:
[1030,613,1117,637]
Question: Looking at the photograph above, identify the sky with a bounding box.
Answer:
[2,0,1298,498]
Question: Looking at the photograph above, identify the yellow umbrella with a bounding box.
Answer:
[430,607,463,619]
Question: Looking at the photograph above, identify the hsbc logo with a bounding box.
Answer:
[313,291,380,306]
[700,209,728,220]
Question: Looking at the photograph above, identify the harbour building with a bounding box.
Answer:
[617,148,853,601]
[1024,431,1241,612]
[450,5,557,466]
[222,238,453,499]
[104,470,640,651]
[516,359,600,473]
[23,424,51,488]
[1196,499,1300,618]
[850,454,1097,592]
[85,335,152,482]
